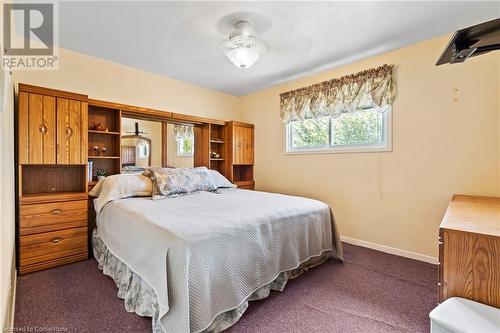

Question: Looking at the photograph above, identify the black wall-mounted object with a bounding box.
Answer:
[436,18,500,66]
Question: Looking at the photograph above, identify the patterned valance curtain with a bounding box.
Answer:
[173,124,194,141]
[279,64,396,123]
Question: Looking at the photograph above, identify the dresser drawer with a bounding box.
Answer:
[19,227,87,267]
[20,200,87,234]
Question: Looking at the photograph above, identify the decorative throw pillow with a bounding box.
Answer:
[143,167,217,200]
[208,169,236,189]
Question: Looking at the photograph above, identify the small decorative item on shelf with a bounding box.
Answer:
[101,147,107,154]
[93,145,99,153]
[91,122,105,131]
[96,169,106,181]
[210,151,221,159]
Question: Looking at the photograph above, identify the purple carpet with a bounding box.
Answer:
[14,243,437,332]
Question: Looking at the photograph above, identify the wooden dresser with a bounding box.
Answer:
[17,84,89,274]
[439,195,500,308]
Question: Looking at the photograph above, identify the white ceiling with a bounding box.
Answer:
[52,2,500,95]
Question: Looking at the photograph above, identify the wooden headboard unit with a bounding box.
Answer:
[15,83,255,274]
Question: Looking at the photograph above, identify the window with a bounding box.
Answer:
[138,141,149,159]
[177,137,193,156]
[285,108,391,153]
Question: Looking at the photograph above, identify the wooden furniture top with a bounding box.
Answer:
[20,83,230,127]
[89,98,226,126]
[19,83,88,101]
[440,195,500,237]
[230,121,254,128]
[19,192,89,205]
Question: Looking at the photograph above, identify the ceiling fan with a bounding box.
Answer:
[220,21,268,69]
[126,122,148,136]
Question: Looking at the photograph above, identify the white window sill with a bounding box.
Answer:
[284,146,392,155]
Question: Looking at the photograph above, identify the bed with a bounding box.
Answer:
[91,171,343,333]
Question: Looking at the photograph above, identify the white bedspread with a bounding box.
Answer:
[96,189,343,332]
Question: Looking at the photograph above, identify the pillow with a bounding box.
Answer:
[143,167,217,200]
[121,165,146,174]
[90,173,153,213]
[208,169,236,189]
[88,177,106,197]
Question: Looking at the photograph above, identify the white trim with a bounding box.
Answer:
[284,146,392,155]
[176,138,194,157]
[3,263,16,331]
[7,270,16,330]
[341,235,438,265]
[284,107,392,155]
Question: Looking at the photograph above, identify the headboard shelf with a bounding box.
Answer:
[88,105,120,133]
[20,164,87,196]
[88,130,120,135]
[88,102,122,182]
[88,156,120,159]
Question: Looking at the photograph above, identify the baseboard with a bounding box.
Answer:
[3,264,17,332]
[340,236,439,265]
[6,269,16,330]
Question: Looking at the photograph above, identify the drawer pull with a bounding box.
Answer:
[51,209,63,215]
[50,237,63,244]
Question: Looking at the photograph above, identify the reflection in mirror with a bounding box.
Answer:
[121,118,195,172]
[166,123,194,168]
[121,118,161,171]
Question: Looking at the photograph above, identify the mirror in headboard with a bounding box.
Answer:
[166,123,194,168]
[121,118,160,170]
[120,117,195,172]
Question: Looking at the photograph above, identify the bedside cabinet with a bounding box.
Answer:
[438,195,500,308]
[19,197,88,274]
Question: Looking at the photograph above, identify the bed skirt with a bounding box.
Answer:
[92,228,332,333]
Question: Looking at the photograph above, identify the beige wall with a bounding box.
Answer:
[167,123,194,168]
[13,48,241,121]
[0,70,15,330]
[121,118,162,167]
[240,35,500,259]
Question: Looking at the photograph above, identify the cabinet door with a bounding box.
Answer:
[232,125,254,165]
[243,127,254,165]
[233,126,244,165]
[18,92,56,164]
[57,98,87,164]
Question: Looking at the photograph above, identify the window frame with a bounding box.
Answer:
[284,107,392,155]
[176,137,194,157]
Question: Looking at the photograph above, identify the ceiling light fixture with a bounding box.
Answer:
[220,21,267,69]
